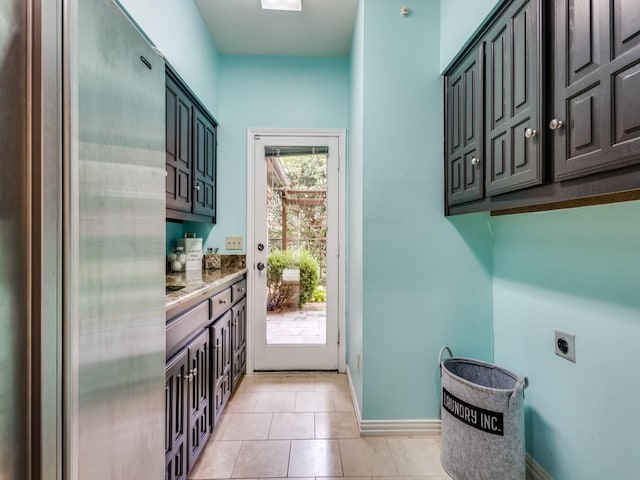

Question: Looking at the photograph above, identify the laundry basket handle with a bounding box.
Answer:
[438,346,453,377]
[510,376,529,401]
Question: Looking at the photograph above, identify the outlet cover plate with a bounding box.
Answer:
[225,236,243,250]
[555,330,576,363]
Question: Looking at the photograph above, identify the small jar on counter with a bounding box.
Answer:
[168,247,187,272]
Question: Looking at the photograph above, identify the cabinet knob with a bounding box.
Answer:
[194,185,201,191]
[192,367,198,378]
[219,298,228,304]
[471,157,480,166]
[238,288,245,293]
[549,118,564,130]
[524,128,538,139]
[214,342,221,350]
[184,373,193,383]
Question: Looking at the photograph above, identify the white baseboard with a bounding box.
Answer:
[359,418,442,436]
[526,454,553,480]
[345,366,441,436]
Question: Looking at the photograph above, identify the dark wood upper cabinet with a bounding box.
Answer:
[193,109,217,218]
[445,44,485,206]
[444,0,543,209]
[166,75,193,213]
[552,0,640,181]
[485,0,543,196]
[166,67,217,223]
[443,0,640,215]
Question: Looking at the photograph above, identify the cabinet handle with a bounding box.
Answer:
[549,119,564,130]
[194,185,201,191]
[214,342,221,350]
[219,298,228,304]
[524,128,538,139]
[233,321,238,326]
[471,157,480,166]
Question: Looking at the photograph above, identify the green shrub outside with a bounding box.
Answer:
[267,249,319,310]
[311,285,327,302]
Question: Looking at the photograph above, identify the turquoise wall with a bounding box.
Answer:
[356,0,493,420]
[493,201,640,479]
[439,0,499,70]
[214,55,350,254]
[347,0,365,409]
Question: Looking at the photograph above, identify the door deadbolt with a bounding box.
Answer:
[257,243,264,251]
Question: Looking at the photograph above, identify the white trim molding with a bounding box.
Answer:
[246,128,347,373]
[346,366,441,436]
[527,455,553,480]
[360,419,442,437]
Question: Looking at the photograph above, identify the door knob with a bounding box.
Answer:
[194,185,201,191]
[549,119,564,130]
[256,262,265,271]
[524,128,538,139]
[471,157,480,166]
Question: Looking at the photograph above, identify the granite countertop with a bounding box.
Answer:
[166,267,247,315]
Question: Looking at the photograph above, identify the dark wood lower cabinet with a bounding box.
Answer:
[165,350,188,480]
[231,298,247,391]
[211,311,232,428]
[187,330,210,471]
[166,276,247,476]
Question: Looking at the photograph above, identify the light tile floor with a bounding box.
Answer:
[189,373,452,480]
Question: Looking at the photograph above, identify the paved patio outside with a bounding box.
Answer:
[266,302,327,345]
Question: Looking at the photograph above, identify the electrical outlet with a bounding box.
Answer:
[555,330,576,363]
[225,236,243,250]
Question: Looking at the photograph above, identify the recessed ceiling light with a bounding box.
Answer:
[260,0,302,11]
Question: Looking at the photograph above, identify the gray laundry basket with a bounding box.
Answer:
[438,347,528,480]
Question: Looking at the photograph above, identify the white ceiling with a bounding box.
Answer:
[193,0,359,56]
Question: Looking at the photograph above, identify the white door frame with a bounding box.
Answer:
[246,128,346,373]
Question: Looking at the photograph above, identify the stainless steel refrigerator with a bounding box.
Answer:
[1,0,166,477]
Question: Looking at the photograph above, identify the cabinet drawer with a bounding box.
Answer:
[166,300,209,360]
[210,288,232,320]
[232,279,246,303]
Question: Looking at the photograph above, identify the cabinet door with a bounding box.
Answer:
[231,298,247,390]
[485,0,543,196]
[193,109,216,219]
[211,311,232,428]
[166,75,193,213]
[445,44,484,206]
[187,330,210,472]
[553,0,640,180]
[165,350,188,480]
